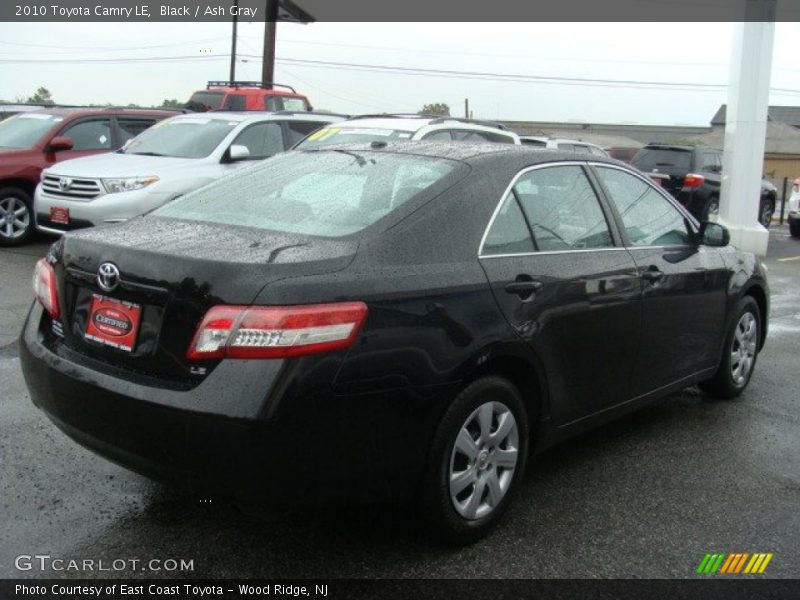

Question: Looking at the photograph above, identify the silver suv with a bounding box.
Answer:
[295,115,520,147]
[520,136,609,156]
[35,111,345,235]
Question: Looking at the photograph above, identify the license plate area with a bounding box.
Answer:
[50,206,70,225]
[84,294,142,352]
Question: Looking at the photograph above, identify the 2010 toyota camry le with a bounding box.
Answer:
[20,142,769,544]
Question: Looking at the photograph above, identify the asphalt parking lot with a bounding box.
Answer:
[1,227,798,579]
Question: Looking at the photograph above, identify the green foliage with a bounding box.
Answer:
[26,87,54,105]
[419,103,450,117]
[160,98,184,108]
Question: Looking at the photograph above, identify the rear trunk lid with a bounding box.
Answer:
[632,147,693,195]
[51,217,357,387]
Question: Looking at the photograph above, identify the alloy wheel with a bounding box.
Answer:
[0,196,30,240]
[731,312,758,385]
[449,400,519,520]
[760,203,774,228]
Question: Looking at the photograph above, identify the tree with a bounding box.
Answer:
[160,98,184,108]
[419,103,450,117]
[26,87,54,105]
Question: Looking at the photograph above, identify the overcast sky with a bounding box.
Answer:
[1,22,800,125]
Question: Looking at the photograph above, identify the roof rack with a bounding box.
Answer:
[346,113,507,131]
[206,81,297,93]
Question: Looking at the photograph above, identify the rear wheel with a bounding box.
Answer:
[700,297,761,399]
[759,198,775,229]
[0,187,34,247]
[703,196,719,221]
[420,376,528,545]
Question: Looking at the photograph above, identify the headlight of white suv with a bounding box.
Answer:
[102,176,159,194]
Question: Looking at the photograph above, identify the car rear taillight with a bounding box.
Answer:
[187,302,368,360]
[683,174,705,188]
[32,258,60,319]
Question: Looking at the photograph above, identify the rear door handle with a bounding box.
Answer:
[505,278,543,299]
[640,266,664,282]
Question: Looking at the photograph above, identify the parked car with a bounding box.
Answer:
[21,143,769,544]
[607,147,640,163]
[519,136,609,156]
[295,114,520,147]
[0,107,175,246]
[186,81,312,112]
[631,144,777,227]
[788,177,800,238]
[34,111,345,237]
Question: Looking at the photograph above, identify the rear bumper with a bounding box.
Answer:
[20,303,445,506]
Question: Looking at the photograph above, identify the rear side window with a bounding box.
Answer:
[154,150,462,237]
[513,166,613,251]
[482,195,535,256]
[595,166,692,246]
[223,94,246,111]
[60,118,112,150]
[117,118,157,143]
[231,122,284,159]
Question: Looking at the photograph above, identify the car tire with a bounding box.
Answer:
[699,296,761,400]
[703,196,719,222]
[759,198,775,229]
[0,187,35,247]
[419,376,529,545]
[789,220,800,238]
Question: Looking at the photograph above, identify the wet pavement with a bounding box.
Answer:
[1,228,798,579]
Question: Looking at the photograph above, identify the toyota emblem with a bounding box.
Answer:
[58,177,73,192]
[96,262,120,292]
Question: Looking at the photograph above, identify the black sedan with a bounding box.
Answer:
[20,143,769,544]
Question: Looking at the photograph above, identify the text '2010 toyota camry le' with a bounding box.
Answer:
[20,142,769,544]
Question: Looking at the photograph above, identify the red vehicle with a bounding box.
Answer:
[186,81,312,112]
[0,107,174,246]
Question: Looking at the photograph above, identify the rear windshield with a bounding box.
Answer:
[296,127,416,148]
[0,113,61,149]
[188,91,225,110]
[153,150,461,237]
[632,148,692,171]
[123,117,237,159]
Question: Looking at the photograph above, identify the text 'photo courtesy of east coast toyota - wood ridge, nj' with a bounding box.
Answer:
[1,1,800,599]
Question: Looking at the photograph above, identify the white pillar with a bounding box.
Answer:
[718,0,775,256]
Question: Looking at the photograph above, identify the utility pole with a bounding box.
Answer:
[262,0,279,86]
[229,0,238,82]
[464,98,469,119]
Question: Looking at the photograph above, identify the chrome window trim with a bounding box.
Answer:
[477,160,613,259]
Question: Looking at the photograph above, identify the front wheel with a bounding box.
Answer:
[420,376,529,545]
[700,296,761,399]
[703,197,720,221]
[0,187,35,246]
[759,199,775,229]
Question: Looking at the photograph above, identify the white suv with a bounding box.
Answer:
[520,136,609,157]
[34,111,345,235]
[295,115,520,148]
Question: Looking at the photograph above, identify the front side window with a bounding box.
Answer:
[513,165,614,251]
[153,150,462,237]
[123,117,237,159]
[61,119,112,150]
[231,122,284,159]
[595,166,692,247]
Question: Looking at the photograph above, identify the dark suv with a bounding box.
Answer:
[0,107,175,246]
[632,144,776,227]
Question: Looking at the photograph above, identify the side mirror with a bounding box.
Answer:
[227,144,251,161]
[47,136,74,152]
[699,221,730,247]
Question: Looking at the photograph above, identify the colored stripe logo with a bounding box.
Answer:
[696,552,773,574]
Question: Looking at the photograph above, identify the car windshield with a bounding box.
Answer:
[297,126,416,148]
[0,113,61,149]
[153,149,461,237]
[632,148,692,171]
[122,117,237,159]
